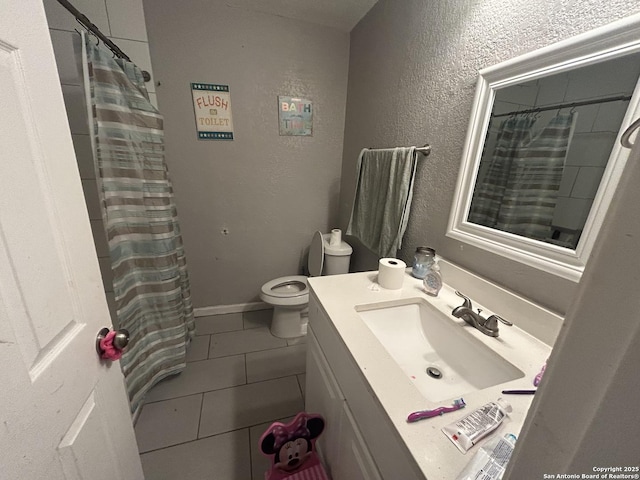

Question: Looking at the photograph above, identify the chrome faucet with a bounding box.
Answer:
[451,291,513,337]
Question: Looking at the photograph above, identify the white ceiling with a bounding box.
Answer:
[224,0,378,31]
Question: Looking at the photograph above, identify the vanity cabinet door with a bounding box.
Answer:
[332,403,383,480]
[305,327,345,478]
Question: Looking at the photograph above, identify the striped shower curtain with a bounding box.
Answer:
[469,113,576,242]
[84,37,195,418]
[468,116,535,228]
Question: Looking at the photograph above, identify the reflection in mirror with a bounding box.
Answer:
[447,15,640,282]
[468,54,640,250]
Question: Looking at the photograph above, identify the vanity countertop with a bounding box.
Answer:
[308,268,552,480]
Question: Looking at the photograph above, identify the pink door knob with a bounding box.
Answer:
[96,327,130,360]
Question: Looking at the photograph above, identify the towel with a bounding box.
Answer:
[346,147,418,257]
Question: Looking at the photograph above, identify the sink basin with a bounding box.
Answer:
[356,299,524,402]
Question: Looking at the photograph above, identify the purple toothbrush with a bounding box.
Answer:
[407,398,466,423]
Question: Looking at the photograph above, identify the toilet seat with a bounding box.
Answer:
[260,275,309,306]
[261,275,309,298]
[259,231,324,307]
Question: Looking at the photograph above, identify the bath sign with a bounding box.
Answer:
[192,83,234,140]
[278,96,313,136]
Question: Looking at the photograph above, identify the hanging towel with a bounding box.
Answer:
[347,147,418,257]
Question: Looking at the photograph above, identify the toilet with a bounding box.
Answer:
[260,230,352,338]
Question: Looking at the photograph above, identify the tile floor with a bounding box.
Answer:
[134,309,307,480]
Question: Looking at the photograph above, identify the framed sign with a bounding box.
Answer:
[278,96,312,136]
[192,83,234,140]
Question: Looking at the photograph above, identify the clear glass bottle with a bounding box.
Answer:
[412,246,435,279]
[423,260,443,296]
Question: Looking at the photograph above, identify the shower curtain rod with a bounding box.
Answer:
[55,0,151,82]
[366,144,432,156]
[493,94,632,118]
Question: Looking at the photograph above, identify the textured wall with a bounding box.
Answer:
[340,0,640,314]
[143,0,350,307]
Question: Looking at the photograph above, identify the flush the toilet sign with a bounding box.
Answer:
[278,96,313,136]
[192,83,234,140]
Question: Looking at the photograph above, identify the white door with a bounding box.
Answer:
[0,1,144,479]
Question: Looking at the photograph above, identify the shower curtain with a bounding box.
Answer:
[468,116,536,228]
[83,36,195,418]
[469,113,576,241]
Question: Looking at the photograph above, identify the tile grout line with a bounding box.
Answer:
[196,414,299,445]
[247,368,307,386]
[139,415,289,456]
[196,392,204,440]
[145,344,306,404]
[194,333,304,363]
[140,391,204,408]
[207,343,302,361]
[296,375,305,400]
[102,0,112,36]
[138,426,242,455]
[142,373,304,406]
[183,353,245,366]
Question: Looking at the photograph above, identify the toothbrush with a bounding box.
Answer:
[407,398,466,423]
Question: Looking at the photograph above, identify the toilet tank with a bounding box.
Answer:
[322,236,352,275]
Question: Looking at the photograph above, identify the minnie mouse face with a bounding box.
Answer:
[260,414,325,474]
[275,437,312,471]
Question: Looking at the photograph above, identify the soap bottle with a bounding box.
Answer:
[422,258,442,296]
[412,246,435,279]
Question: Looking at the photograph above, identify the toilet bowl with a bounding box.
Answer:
[260,230,352,338]
[260,275,310,338]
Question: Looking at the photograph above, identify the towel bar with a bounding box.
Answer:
[365,144,431,156]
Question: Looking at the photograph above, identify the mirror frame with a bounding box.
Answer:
[447,14,640,282]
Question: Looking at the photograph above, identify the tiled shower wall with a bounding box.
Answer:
[43,0,157,326]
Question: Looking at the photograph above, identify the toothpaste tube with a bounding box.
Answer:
[442,398,512,453]
[455,433,517,480]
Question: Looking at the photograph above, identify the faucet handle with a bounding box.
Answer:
[487,314,513,327]
[484,315,498,334]
[454,291,473,309]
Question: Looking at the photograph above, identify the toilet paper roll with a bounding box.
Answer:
[378,258,406,290]
[330,228,342,246]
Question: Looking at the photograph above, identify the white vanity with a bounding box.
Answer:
[304,260,559,479]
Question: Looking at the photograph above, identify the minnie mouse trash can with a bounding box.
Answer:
[259,412,329,480]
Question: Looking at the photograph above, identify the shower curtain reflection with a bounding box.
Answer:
[469,112,577,243]
[84,36,195,418]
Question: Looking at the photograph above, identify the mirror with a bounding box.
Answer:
[447,15,640,282]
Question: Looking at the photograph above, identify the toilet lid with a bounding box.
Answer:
[308,231,324,277]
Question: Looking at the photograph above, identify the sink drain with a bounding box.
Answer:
[426,366,443,379]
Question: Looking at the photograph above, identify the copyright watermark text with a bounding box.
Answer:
[542,467,640,479]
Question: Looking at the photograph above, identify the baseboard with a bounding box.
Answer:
[194,301,270,317]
